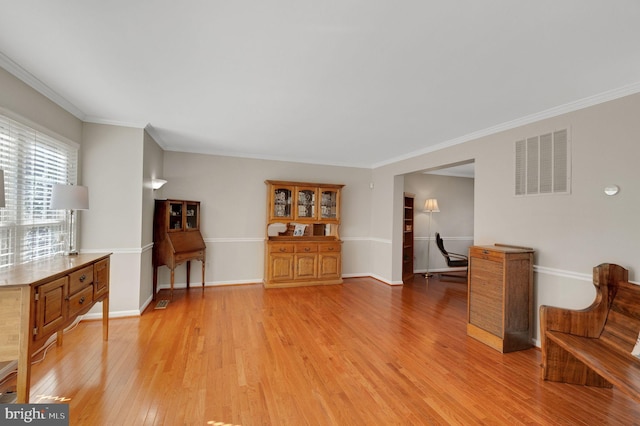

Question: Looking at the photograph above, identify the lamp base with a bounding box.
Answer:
[63,250,79,256]
[424,272,435,279]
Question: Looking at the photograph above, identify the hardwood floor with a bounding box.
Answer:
[3,274,639,425]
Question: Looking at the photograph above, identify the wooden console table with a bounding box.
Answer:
[0,253,111,403]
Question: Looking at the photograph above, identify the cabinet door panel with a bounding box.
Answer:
[269,185,294,221]
[269,254,294,281]
[294,254,317,279]
[185,202,200,231]
[36,277,68,341]
[167,201,184,232]
[94,258,110,299]
[469,257,503,337]
[319,253,340,279]
[320,189,340,221]
[294,187,318,221]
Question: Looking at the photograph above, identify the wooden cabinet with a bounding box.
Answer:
[153,199,206,300]
[467,245,534,353]
[264,180,344,288]
[0,253,110,403]
[402,193,415,282]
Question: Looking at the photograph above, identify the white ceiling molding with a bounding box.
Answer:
[83,115,149,130]
[372,81,640,169]
[0,50,86,121]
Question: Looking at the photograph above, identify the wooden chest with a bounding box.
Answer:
[467,245,534,353]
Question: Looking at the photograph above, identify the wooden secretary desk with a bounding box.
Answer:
[152,199,206,300]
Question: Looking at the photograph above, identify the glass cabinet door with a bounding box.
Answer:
[271,186,294,220]
[185,202,199,230]
[168,201,183,231]
[295,187,317,220]
[320,189,339,220]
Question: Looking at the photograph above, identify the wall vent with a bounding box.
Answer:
[515,129,570,196]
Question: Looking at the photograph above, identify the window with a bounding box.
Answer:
[515,129,570,196]
[0,114,79,268]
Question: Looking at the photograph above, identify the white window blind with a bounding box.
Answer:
[0,114,78,268]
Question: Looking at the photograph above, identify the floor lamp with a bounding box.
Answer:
[423,198,439,278]
[50,184,89,255]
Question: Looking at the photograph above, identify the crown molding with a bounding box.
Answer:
[83,115,148,129]
[0,50,86,120]
[372,81,640,169]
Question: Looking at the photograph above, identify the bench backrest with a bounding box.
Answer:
[600,280,640,355]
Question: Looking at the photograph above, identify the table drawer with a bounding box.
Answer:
[295,243,318,253]
[269,243,294,254]
[175,250,205,263]
[470,247,504,263]
[318,243,341,253]
[69,265,94,295]
[68,285,94,317]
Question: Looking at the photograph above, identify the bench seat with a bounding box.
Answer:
[546,331,640,399]
[540,263,640,403]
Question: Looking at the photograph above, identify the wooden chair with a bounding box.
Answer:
[435,232,468,278]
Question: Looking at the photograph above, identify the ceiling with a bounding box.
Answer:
[1,1,640,169]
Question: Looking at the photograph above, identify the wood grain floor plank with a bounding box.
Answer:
[3,274,640,425]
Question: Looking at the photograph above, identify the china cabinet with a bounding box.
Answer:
[264,180,344,288]
[403,193,415,282]
[153,199,206,300]
[467,244,534,353]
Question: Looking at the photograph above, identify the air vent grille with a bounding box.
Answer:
[515,129,570,196]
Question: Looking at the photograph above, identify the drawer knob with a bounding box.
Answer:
[79,296,86,304]
[328,247,334,251]
[304,247,310,252]
[279,248,286,252]
[79,274,87,282]
[482,250,489,255]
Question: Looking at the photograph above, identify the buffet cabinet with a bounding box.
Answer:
[467,245,534,353]
[264,180,344,288]
[153,199,206,300]
[0,253,111,403]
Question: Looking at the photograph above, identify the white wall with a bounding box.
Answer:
[3,60,639,343]
[0,67,82,144]
[404,173,474,273]
[372,92,640,343]
[81,123,146,315]
[156,152,373,287]
[141,131,165,308]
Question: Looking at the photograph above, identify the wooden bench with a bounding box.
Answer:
[540,263,640,403]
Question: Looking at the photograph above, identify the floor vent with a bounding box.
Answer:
[155,300,169,309]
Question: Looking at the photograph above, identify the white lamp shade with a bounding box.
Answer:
[0,170,5,208]
[50,184,89,210]
[423,198,439,212]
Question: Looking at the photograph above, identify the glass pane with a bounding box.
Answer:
[185,203,198,230]
[320,190,337,219]
[273,188,292,218]
[169,202,183,230]
[297,190,315,218]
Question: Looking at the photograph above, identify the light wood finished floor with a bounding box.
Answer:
[3,274,639,425]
